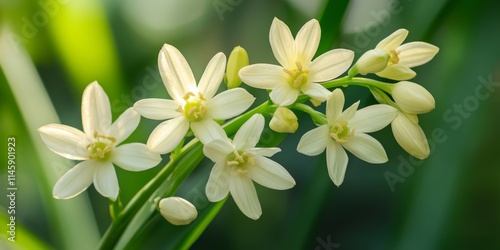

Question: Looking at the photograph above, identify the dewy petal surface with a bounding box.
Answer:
[326,141,348,187]
[296,125,329,156]
[206,162,230,202]
[397,42,439,68]
[269,17,296,69]
[239,64,289,89]
[191,119,227,145]
[158,44,196,100]
[230,174,262,220]
[112,143,161,171]
[147,117,189,154]
[308,49,354,82]
[93,161,119,201]
[38,124,90,160]
[342,133,388,164]
[197,52,226,100]
[109,108,140,144]
[53,160,95,199]
[233,114,264,150]
[349,104,396,133]
[248,156,295,190]
[205,88,255,120]
[133,98,182,120]
[295,19,321,64]
[376,29,409,52]
[269,84,299,106]
[81,81,112,137]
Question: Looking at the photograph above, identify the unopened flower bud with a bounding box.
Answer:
[159,197,197,226]
[354,48,389,75]
[226,46,249,89]
[392,81,435,114]
[391,112,430,159]
[270,107,298,133]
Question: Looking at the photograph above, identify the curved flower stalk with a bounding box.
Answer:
[38,82,162,201]
[297,89,397,186]
[134,44,255,154]
[239,18,354,106]
[352,29,439,80]
[203,114,296,219]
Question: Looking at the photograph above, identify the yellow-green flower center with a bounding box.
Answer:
[284,61,309,89]
[87,132,116,161]
[179,92,207,122]
[329,121,354,143]
[226,150,254,174]
[388,50,400,65]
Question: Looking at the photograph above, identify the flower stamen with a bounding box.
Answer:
[283,61,310,89]
[388,50,400,65]
[329,121,354,143]
[87,131,116,160]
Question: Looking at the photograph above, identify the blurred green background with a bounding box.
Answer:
[1,0,500,249]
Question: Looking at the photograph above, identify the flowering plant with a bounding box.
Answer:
[37,16,438,249]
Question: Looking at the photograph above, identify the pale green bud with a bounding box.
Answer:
[355,48,390,75]
[159,197,197,226]
[226,46,249,89]
[392,81,435,114]
[270,107,298,133]
[391,112,430,159]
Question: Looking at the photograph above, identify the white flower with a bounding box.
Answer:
[134,44,255,154]
[391,81,435,114]
[159,197,198,226]
[372,29,439,80]
[239,18,354,106]
[203,114,295,220]
[38,82,162,201]
[297,89,397,186]
[391,111,430,159]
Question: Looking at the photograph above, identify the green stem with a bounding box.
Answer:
[98,101,270,249]
[323,76,395,93]
[292,103,327,125]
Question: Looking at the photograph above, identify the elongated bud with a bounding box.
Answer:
[159,197,197,226]
[391,81,435,114]
[354,48,389,75]
[270,107,298,133]
[226,46,249,89]
[391,112,430,159]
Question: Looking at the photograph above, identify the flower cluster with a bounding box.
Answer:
[38,17,439,226]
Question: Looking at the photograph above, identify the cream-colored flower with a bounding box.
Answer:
[159,197,198,226]
[134,44,255,154]
[391,111,430,159]
[204,114,295,220]
[297,89,397,186]
[391,81,435,114]
[239,18,354,106]
[355,29,439,80]
[38,82,162,201]
[269,107,298,133]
